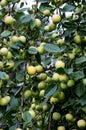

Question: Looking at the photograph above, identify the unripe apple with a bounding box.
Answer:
[57,39,64,45]
[19,36,26,43]
[52,73,60,81]
[31,103,36,109]
[28,110,36,118]
[0,61,3,69]
[4,15,16,25]
[27,66,36,75]
[35,19,41,28]
[52,14,61,24]
[16,128,22,130]
[59,74,68,82]
[51,33,58,39]
[6,61,14,69]
[42,104,48,111]
[65,113,73,121]
[67,80,75,87]
[35,105,42,110]
[0,0,7,6]
[37,73,47,80]
[57,126,66,130]
[77,119,86,128]
[37,121,42,127]
[49,23,56,31]
[24,90,32,98]
[82,78,86,86]
[5,51,12,60]
[3,74,9,81]
[12,35,19,43]
[50,96,59,104]
[38,81,46,89]
[0,96,10,106]
[55,60,65,69]
[65,12,73,19]
[74,35,81,44]
[44,25,50,31]
[45,76,52,83]
[68,53,75,59]
[43,9,50,16]
[35,65,43,73]
[37,45,44,54]
[39,90,45,97]
[0,80,3,88]
[52,112,61,121]
[0,47,8,56]
[60,82,67,89]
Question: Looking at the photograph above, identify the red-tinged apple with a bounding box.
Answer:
[77,119,86,128]
[4,15,16,25]
[52,112,61,121]
[19,36,26,43]
[0,47,8,56]
[57,126,66,130]
[35,19,41,28]
[52,14,61,24]
[43,9,50,16]
[27,66,36,75]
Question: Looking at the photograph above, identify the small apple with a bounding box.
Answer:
[0,96,10,106]
[39,90,45,97]
[0,61,3,69]
[4,15,16,25]
[43,9,50,16]
[35,65,43,73]
[0,47,8,56]
[50,96,59,104]
[16,128,22,130]
[11,35,19,43]
[52,14,61,24]
[68,53,75,59]
[27,66,36,75]
[60,82,67,89]
[51,33,58,39]
[65,113,73,121]
[57,126,66,130]
[19,36,26,43]
[52,112,61,121]
[28,109,36,118]
[37,73,47,81]
[37,81,46,89]
[49,22,56,31]
[67,80,75,87]
[6,61,14,69]
[35,19,41,28]
[37,45,44,54]
[5,51,12,60]
[36,105,42,110]
[42,104,48,111]
[59,74,68,82]
[37,121,42,127]
[77,119,86,128]
[24,90,32,98]
[52,73,60,81]
[44,25,50,31]
[3,74,9,81]
[45,76,52,83]
[82,78,86,86]
[57,39,64,45]
[0,0,7,6]
[31,103,36,109]
[74,35,81,44]
[55,60,65,69]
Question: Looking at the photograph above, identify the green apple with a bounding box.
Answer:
[57,39,64,45]
[45,76,52,83]
[28,110,36,118]
[51,33,58,39]
[44,25,50,31]
[24,90,32,98]
[0,61,3,69]
[50,96,59,104]
[31,103,36,109]
[74,35,81,44]
[0,47,8,56]
[6,61,14,69]
[52,73,60,81]
[65,113,73,121]
[57,91,65,101]
[0,0,7,6]
[37,73,47,80]
[27,66,36,75]
[11,35,19,43]
[5,51,12,60]
[37,45,44,54]
[52,14,61,24]
[55,60,65,69]
[19,36,26,43]
[43,9,50,16]
[68,53,75,59]
[36,105,42,110]
[0,80,3,88]
[82,78,86,86]
[52,112,61,121]
[3,74,9,81]
[57,126,66,130]
[67,80,75,87]
[49,22,56,31]
[35,19,41,28]
[16,128,22,130]
[77,119,86,128]
[60,82,67,89]
[38,81,46,89]
[39,90,45,97]
[0,96,10,106]
[59,74,68,82]
[35,65,43,73]
[4,15,16,25]
[37,121,42,127]
[42,104,48,111]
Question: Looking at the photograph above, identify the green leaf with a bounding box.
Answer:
[44,44,60,53]
[0,71,7,79]
[44,57,51,66]
[75,83,86,97]
[10,97,19,110]
[1,30,10,37]
[13,61,24,70]
[80,95,86,106]
[39,0,51,3]
[72,71,85,80]
[20,14,32,24]
[62,4,75,12]
[23,111,32,122]
[45,85,57,98]
[75,56,86,64]
[39,3,52,12]
[9,125,17,130]
[62,99,77,109]
[30,19,36,30]
[28,47,37,54]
